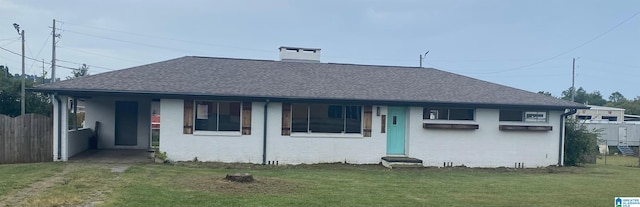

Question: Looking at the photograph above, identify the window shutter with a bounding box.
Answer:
[363,105,372,137]
[183,99,194,134]
[282,103,291,136]
[242,102,252,135]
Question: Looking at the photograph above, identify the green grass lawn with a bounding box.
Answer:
[0,156,639,206]
[0,162,63,196]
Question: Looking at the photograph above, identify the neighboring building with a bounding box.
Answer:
[577,105,640,149]
[575,105,625,122]
[151,101,161,130]
[151,115,160,130]
[32,46,586,168]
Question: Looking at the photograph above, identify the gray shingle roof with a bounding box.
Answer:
[33,56,586,109]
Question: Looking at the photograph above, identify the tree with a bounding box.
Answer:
[608,91,627,103]
[606,97,640,116]
[561,87,606,105]
[564,119,599,166]
[537,91,553,97]
[0,65,52,117]
[67,64,89,80]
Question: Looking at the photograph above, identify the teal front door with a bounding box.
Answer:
[386,107,406,155]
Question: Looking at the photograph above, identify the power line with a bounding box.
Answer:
[55,59,115,71]
[57,20,274,54]
[0,37,20,42]
[56,45,142,64]
[472,9,640,75]
[0,46,91,71]
[1,38,20,47]
[58,28,206,54]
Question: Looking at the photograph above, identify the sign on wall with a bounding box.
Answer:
[524,111,547,122]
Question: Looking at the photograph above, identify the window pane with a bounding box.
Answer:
[449,109,474,120]
[195,101,217,131]
[309,104,344,133]
[345,105,362,133]
[424,108,448,120]
[499,110,523,121]
[291,103,309,132]
[218,102,241,131]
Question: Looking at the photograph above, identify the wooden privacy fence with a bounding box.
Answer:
[0,114,53,164]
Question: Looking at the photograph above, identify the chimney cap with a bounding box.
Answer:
[279,46,321,63]
[279,46,321,51]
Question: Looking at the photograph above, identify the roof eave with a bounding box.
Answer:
[29,87,587,110]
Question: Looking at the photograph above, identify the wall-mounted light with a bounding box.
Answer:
[376,106,381,116]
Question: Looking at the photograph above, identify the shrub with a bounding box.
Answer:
[564,119,600,166]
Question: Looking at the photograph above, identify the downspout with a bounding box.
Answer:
[262,99,269,165]
[558,109,577,166]
[54,94,62,160]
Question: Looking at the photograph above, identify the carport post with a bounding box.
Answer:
[73,97,78,130]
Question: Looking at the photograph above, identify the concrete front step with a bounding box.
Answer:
[381,156,423,169]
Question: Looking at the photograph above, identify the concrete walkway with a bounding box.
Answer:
[69,149,153,163]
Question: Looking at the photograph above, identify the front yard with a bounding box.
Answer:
[0,156,638,206]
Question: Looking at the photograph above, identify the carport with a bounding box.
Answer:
[34,92,156,161]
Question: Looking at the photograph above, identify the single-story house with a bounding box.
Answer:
[32,46,587,167]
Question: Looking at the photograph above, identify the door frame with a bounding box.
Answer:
[386,106,407,155]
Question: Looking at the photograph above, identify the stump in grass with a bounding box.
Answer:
[225,173,254,183]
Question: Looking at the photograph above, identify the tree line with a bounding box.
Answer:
[0,64,88,117]
[539,87,640,115]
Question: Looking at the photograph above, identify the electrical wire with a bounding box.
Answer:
[56,45,142,64]
[57,20,274,54]
[1,38,20,47]
[0,37,20,42]
[55,9,640,77]
[0,46,99,71]
[55,59,115,71]
[58,28,206,54]
[471,10,640,75]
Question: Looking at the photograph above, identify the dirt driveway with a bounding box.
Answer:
[0,149,151,207]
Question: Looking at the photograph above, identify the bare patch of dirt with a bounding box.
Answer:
[176,174,301,194]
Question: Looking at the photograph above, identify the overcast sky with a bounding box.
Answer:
[1,0,638,100]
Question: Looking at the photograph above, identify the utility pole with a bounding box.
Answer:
[13,23,25,115]
[571,58,575,102]
[51,19,57,83]
[42,59,45,84]
[21,30,25,115]
[419,51,429,68]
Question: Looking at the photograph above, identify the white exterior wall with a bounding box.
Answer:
[160,99,265,163]
[267,103,387,164]
[84,96,151,149]
[67,128,92,157]
[408,107,563,168]
[159,99,565,167]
